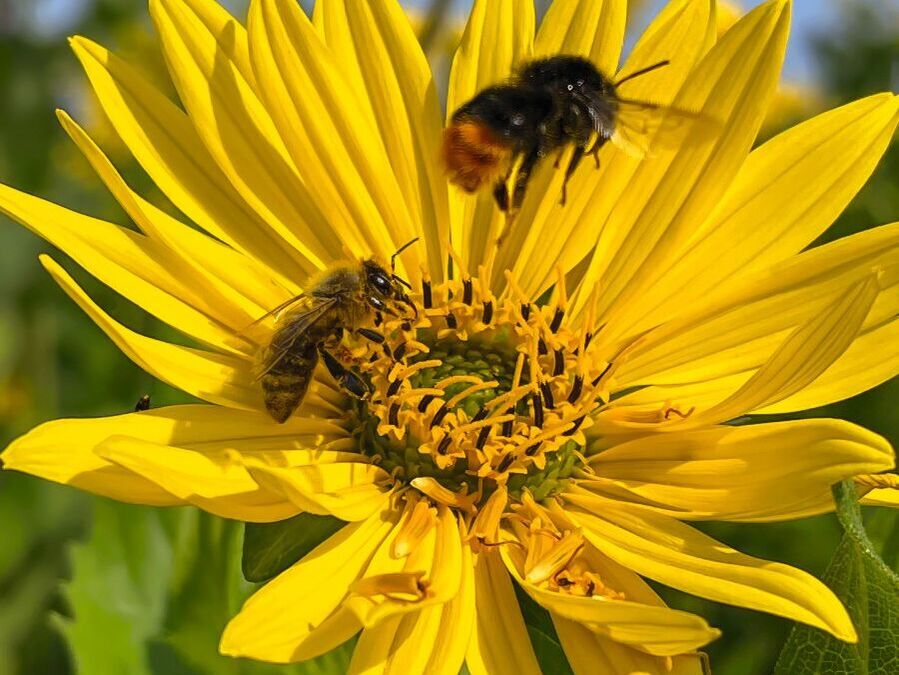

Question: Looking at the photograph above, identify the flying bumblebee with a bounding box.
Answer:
[253,243,417,423]
[442,55,698,212]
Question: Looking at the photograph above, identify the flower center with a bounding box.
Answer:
[349,273,614,512]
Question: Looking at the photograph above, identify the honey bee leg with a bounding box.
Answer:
[560,146,586,206]
[319,347,370,398]
[356,328,385,344]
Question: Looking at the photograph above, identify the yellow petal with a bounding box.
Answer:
[247,0,420,276]
[348,542,474,675]
[672,275,879,428]
[616,222,899,386]
[566,501,858,642]
[180,0,255,86]
[345,505,462,625]
[570,0,790,321]
[503,0,716,298]
[39,255,261,411]
[502,545,719,656]
[69,36,308,281]
[150,0,339,271]
[220,506,399,663]
[606,93,899,342]
[582,419,894,521]
[466,549,541,675]
[0,183,244,353]
[534,0,627,75]
[242,459,392,522]
[553,615,707,675]
[1,404,338,506]
[446,0,534,279]
[57,109,279,332]
[314,0,448,281]
[757,316,899,414]
[95,435,298,522]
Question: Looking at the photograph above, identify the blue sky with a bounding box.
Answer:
[22,0,899,84]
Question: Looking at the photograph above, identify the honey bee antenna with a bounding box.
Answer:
[614,60,670,87]
[392,274,413,290]
[391,237,420,272]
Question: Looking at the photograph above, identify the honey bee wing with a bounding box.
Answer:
[256,297,338,380]
[610,99,710,159]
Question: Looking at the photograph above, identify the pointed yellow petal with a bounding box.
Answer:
[567,501,858,642]
[150,0,339,270]
[607,93,899,341]
[220,506,398,663]
[583,419,894,521]
[314,0,447,282]
[534,0,626,75]
[757,316,899,414]
[180,0,255,85]
[501,0,716,298]
[502,545,719,656]
[348,541,474,675]
[242,459,391,522]
[466,549,541,675]
[247,0,421,274]
[69,36,308,281]
[346,505,462,625]
[571,0,790,320]
[0,183,244,353]
[95,435,299,522]
[39,255,261,411]
[616,222,899,386]
[553,615,707,675]
[57,110,279,331]
[1,404,335,506]
[446,0,534,279]
[675,275,879,427]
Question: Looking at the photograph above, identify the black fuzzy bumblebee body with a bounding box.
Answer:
[443,55,676,211]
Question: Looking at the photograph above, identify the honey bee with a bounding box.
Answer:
[255,242,418,423]
[443,55,698,212]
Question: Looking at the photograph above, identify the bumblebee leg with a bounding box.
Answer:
[560,146,586,206]
[492,181,510,212]
[511,148,541,210]
[590,143,602,169]
[319,347,370,398]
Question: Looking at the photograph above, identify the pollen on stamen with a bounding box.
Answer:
[349,271,611,515]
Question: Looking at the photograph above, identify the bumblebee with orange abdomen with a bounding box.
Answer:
[443,54,695,212]
[254,243,417,423]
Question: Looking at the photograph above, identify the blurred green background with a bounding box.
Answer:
[0,1,897,673]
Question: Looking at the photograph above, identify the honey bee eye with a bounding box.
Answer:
[576,79,585,87]
[371,272,392,295]
[510,112,526,126]
[566,83,574,91]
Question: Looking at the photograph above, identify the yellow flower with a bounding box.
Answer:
[3,0,899,672]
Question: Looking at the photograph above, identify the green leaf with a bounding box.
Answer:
[242,513,346,583]
[774,480,899,675]
[513,583,574,675]
[61,499,355,675]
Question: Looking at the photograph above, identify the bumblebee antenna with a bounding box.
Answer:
[391,237,420,272]
[615,60,670,87]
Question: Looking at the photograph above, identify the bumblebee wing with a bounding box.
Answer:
[609,99,710,159]
[256,297,338,380]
